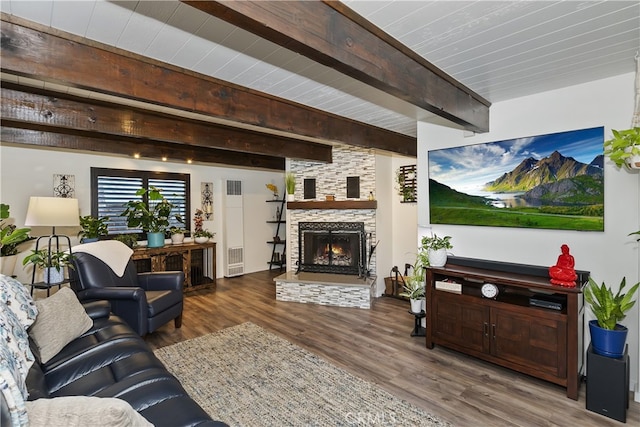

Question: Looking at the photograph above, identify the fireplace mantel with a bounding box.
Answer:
[287,201,377,210]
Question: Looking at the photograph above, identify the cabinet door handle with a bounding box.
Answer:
[483,322,488,337]
[492,324,496,340]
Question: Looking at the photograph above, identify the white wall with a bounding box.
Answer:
[0,145,284,282]
[417,72,640,398]
[374,153,419,293]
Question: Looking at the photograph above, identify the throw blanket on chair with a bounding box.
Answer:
[72,241,134,277]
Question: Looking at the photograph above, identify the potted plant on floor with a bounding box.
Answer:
[421,234,452,267]
[77,215,109,243]
[584,276,639,357]
[22,248,74,284]
[285,172,296,201]
[603,127,640,170]
[1,203,33,276]
[121,186,180,248]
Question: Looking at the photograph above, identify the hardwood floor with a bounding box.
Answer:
[145,270,639,426]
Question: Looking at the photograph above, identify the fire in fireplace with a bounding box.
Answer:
[297,222,366,276]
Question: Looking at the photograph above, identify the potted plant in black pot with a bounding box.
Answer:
[77,215,109,243]
[584,276,639,357]
[121,186,179,248]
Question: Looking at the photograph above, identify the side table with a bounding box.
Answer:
[408,310,426,337]
[30,281,65,297]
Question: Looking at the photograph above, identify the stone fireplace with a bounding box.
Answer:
[298,221,366,276]
[273,144,378,309]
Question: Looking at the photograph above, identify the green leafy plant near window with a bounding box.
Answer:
[121,186,181,234]
[114,233,138,249]
[0,203,33,257]
[584,277,639,330]
[77,215,110,241]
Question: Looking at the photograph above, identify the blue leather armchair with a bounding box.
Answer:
[69,248,183,336]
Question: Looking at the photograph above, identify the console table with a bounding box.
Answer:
[425,256,588,400]
[132,241,216,292]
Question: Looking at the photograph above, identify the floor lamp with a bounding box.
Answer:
[24,197,79,294]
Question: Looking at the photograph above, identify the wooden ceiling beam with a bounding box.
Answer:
[0,83,332,163]
[182,0,490,133]
[0,15,416,156]
[0,126,285,170]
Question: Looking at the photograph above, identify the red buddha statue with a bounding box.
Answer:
[549,244,577,287]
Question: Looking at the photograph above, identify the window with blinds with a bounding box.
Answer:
[91,168,190,236]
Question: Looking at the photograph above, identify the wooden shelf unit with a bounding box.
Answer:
[425,256,587,400]
[132,241,216,292]
[267,197,286,271]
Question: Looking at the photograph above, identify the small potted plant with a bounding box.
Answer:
[194,229,214,243]
[169,215,187,245]
[22,248,74,284]
[114,233,138,249]
[285,172,296,201]
[421,234,452,267]
[603,127,640,170]
[77,215,109,243]
[192,209,213,243]
[584,276,639,357]
[121,186,180,248]
[399,274,425,313]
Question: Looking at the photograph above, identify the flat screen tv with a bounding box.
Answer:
[428,126,604,231]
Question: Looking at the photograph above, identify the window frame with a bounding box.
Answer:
[90,167,191,238]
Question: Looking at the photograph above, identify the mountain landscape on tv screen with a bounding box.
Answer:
[428,127,604,231]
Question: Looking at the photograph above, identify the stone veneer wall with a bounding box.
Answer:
[288,144,376,276]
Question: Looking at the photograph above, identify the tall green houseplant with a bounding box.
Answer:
[121,187,180,248]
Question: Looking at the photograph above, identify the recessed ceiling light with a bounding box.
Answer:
[133,153,140,159]
[162,156,167,162]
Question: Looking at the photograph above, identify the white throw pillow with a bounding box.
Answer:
[28,287,93,364]
[26,396,154,427]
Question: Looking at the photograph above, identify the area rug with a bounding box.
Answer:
[154,322,451,427]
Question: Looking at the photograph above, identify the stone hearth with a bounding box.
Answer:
[274,272,376,309]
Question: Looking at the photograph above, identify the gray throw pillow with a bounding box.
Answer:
[28,288,93,364]
[25,396,153,426]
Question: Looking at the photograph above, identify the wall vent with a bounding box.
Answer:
[223,180,244,277]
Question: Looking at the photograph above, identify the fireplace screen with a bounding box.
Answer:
[298,222,366,275]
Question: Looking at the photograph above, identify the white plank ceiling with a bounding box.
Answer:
[1,0,638,138]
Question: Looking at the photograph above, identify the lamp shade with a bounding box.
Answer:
[25,197,80,227]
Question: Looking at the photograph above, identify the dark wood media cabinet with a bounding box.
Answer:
[425,257,588,400]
